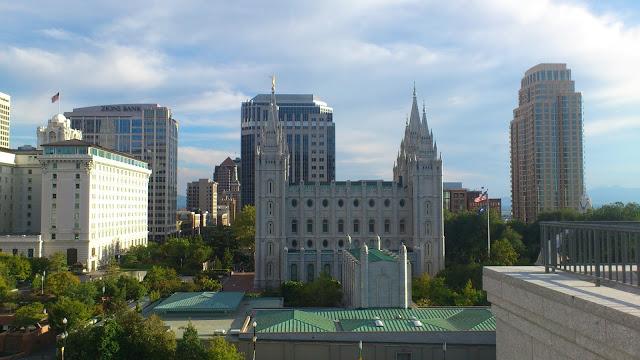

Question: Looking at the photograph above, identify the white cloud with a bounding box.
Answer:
[585,116,640,137]
[178,89,248,113]
[178,146,235,168]
[0,45,167,90]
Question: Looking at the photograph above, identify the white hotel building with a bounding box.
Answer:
[40,139,151,271]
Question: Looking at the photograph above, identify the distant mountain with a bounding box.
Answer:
[588,186,640,207]
[177,194,187,210]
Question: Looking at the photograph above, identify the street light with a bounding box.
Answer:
[252,321,257,360]
[60,317,68,360]
[42,270,46,295]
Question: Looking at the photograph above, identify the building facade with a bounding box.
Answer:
[185,178,217,222]
[0,148,43,236]
[341,239,411,308]
[214,157,241,223]
[40,139,151,271]
[65,104,178,241]
[254,84,444,289]
[37,114,82,148]
[511,63,585,223]
[0,92,9,149]
[241,94,335,207]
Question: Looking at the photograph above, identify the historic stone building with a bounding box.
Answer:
[254,82,444,290]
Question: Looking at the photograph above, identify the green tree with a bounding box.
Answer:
[454,280,487,306]
[177,322,207,360]
[48,252,69,272]
[121,244,156,269]
[222,248,234,270]
[14,302,46,329]
[194,274,222,292]
[46,271,80,297]
[281,275,342,307]
[208,336,244,360]
[489,239,518,266]
[117,311,176,360]
[68,281,99,306]
[117,275,147,302]
[0,272,14,303]
[143,266,182,297]
[48,297,92,332]
[231,205,255,248]
[0,255,32,282]
[97,317,123,360]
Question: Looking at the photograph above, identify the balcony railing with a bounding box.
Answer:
[540,221,640,287]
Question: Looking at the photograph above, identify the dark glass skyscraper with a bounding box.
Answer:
[65,104,178,241]
[240,94,335,207]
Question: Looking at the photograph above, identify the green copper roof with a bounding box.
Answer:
[253,307,495,333]
[152,292,244,314]
[348,248,398,263]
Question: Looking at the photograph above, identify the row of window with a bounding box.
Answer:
[290,218,409,234]
[291,198,406,208]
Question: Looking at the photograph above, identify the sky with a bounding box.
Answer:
[1,0,640,202]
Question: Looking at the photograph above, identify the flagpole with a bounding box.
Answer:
[58,91,61,114]
[487,188,491,259]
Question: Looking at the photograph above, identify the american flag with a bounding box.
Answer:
[473,191,488,203]
[51,92,60,103]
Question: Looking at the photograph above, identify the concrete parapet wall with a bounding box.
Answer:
[483,266,640,360]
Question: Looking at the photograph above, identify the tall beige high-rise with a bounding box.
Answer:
[186,178,217,217]
[511,64,585,223]
[0,92,10,148]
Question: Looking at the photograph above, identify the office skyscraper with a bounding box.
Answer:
[511,63,585,223]
[65,104,178,241]
[0,92,10,148]
[241,94,335,207]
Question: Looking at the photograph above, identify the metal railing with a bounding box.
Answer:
[540,221,640,287]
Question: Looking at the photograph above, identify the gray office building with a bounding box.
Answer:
[65,104,178,241]
[241,94,335,207]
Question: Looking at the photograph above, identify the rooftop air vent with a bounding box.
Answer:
[374,319,384,327]
[412,320,424,327]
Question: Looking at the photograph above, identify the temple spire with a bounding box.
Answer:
[409,84,421,131]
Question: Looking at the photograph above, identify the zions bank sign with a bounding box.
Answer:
[100,105,142,112]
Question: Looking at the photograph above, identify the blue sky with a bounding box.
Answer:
[1,0,640,202]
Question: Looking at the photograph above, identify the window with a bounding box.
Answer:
[290,264,298,281]
[291,240,298,248]
[291,219,298,233]
[307,219,313,233]
[52,174,57,179]
[291,199,298,208]
[338,219,344,233]
[400,219,406,233]
[338,199,344,207]
[12,249,17,255]
[322,199,328,207]
[399,199,406,207]
[306,240,313,248]
[353,199,359,207]
[322,219,329,233]
[27,249,34,258]
[268,180,273,194]
[267,262,273,277]
[396,353,412,360]
[368,219,375,233]
[425,201,431,215]
[384,219,391,233]
[369,199,375,207]
[268,242,273,256]
[75,174,80,179]
[338,239,344,248]
[268,201,273,216]
[323,263,331,275]
[268,222,273,234]
[307,199,313,208]
[75,184,80,189]
[322,239,329,248]
[307,264,315,282]
[353,219,360,233]
[52,194,57,199]
[74,233,79,240]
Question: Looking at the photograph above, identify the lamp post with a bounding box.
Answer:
[358,341,363,360]
[42,270,46,295]
[252,321,257,360]
[60,317,68,360]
